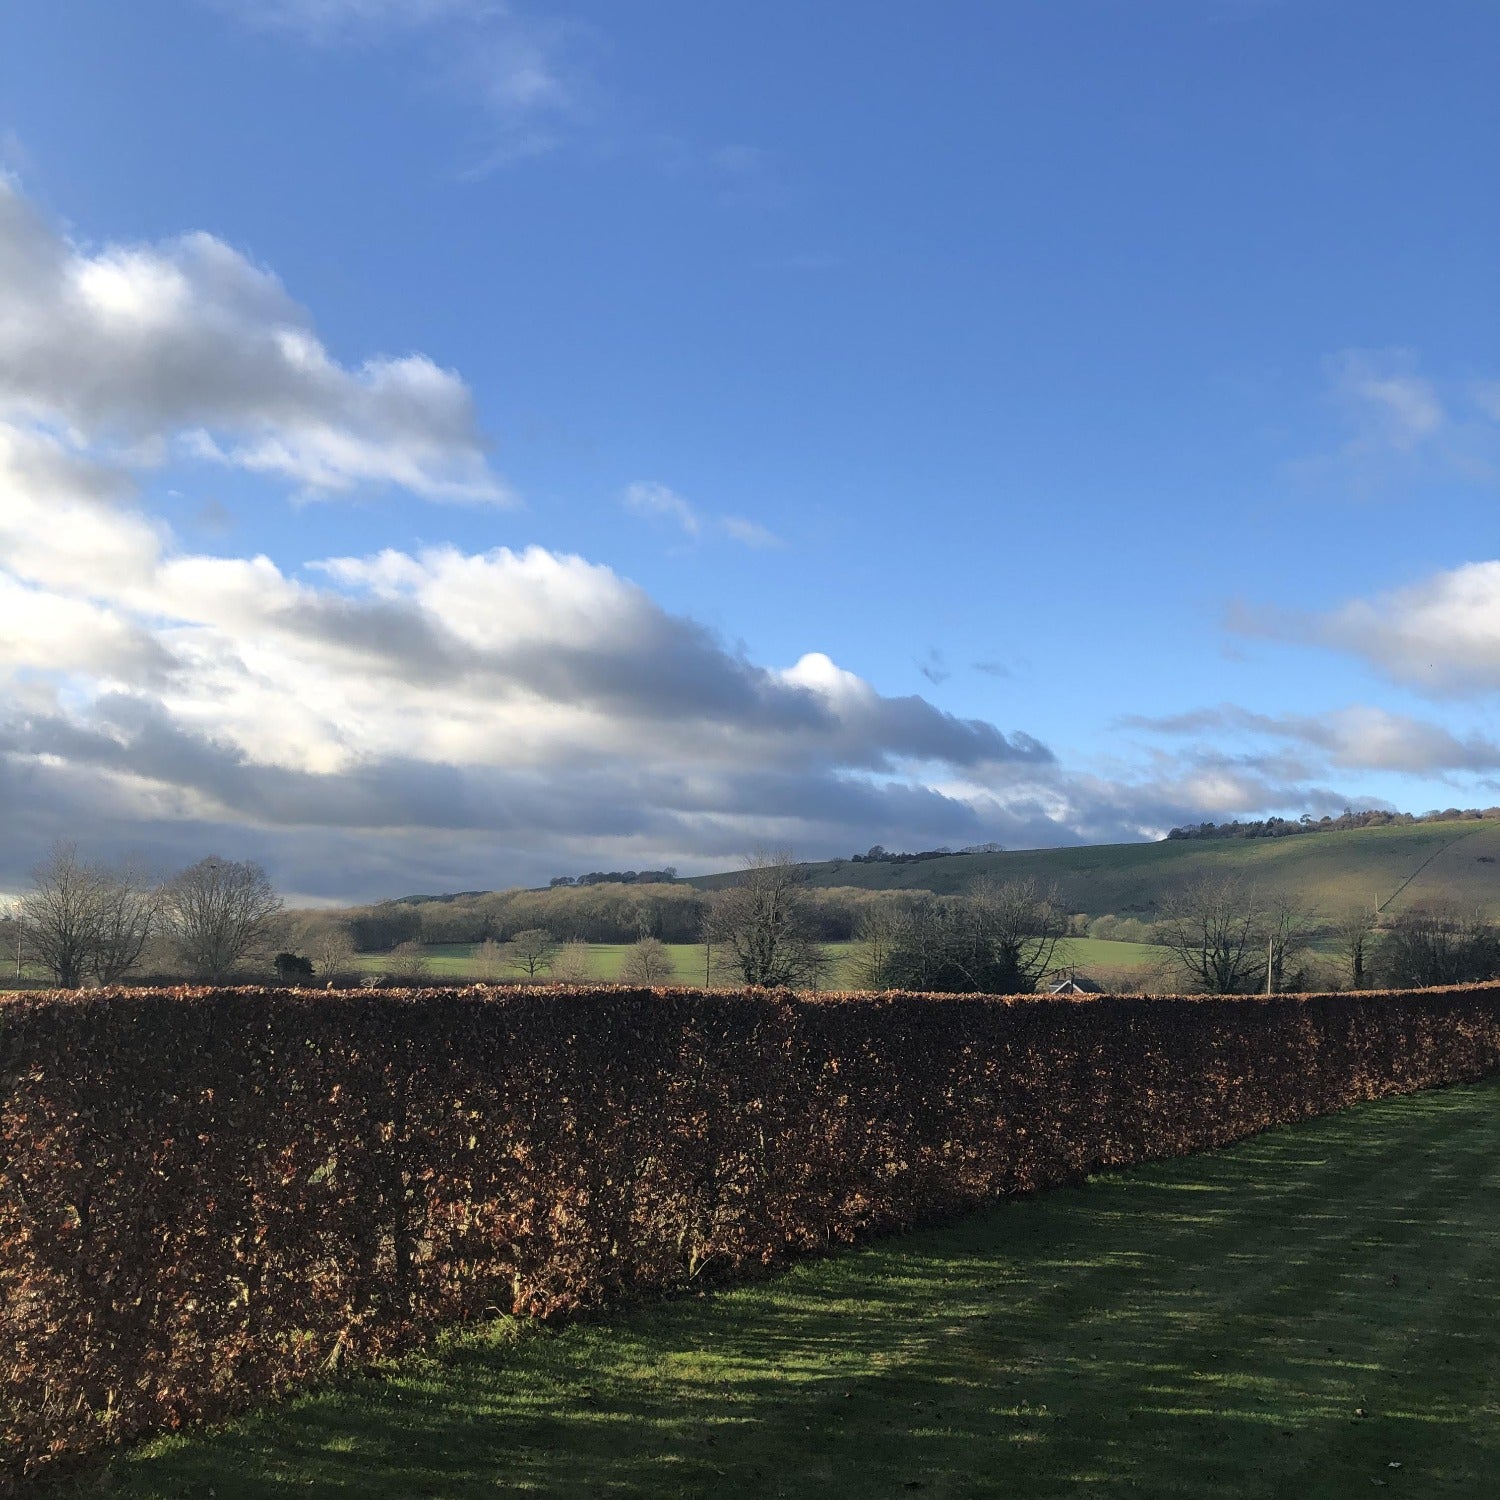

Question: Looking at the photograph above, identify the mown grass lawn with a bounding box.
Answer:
[80,1078,1500,1498]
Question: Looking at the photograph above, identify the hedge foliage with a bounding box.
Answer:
[4,982,1500,1488]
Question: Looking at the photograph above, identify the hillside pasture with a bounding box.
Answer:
[712,820,1500,921]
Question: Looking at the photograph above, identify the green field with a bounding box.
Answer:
[690,820,1500,921]
[357,936,1170,990]
[86,1078,1500,1498]
[358,941,723,986]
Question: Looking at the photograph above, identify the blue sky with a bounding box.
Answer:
[1,0,1497,901]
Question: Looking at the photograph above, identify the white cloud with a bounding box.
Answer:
[0,575,176,681]
[623,481,784,549]
[0,180,505,501]
[0,182,1118,900]
[1311,562,1500,696]
[720,515,783,548]
[623,480,701,537]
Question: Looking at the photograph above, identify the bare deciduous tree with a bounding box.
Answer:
[702,850,827,989]
[851,904,900,989]
[20,844,106,989]
[550,940,591,984]
[305,919,357,984]
[861,879,1064,994]
[0,904,22,983]
[163,856,282,982]
[19,844,159,988]
[1264,892,1318,994]
[506,928,558,979]
[473,937,507,981]
[954,877,1066,993]
[1333,906,1378,990]
[1377,905,1500,989]
[1155,876,1265,994]
[620,935,673,984]
[92,865,161,984]
[388,938,431,982]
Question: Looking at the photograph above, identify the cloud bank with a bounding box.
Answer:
[0,179,1433,902]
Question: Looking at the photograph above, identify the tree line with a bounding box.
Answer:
[847,842,1006,864]
[341,880,911,952]
[1166,806,1500,841]
[3,844,283,988]
[1150,874,1500,993]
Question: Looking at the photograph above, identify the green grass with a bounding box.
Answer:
[1052,936,1166,978]
[356,941,788,986]
[83,1079,1500,1498]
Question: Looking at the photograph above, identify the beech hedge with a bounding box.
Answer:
[4,982,1500,1488]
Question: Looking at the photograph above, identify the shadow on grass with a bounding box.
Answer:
[86,1082,1500,1499]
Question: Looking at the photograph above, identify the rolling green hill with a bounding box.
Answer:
[691,820,1500,921]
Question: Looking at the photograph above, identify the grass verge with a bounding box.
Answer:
[77,1080,1500,1498]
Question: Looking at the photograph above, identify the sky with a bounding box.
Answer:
[0,0,1497,903]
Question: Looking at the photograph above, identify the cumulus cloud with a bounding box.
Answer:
[0,179,1127,901]
[0,416,1074,895]
[0,179,504,500]
[2,401,1377,899]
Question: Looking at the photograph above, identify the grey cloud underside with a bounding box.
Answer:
[264,591,1051,769]
[0,691,1377,901]
[1,696,1038,837]
[0,740,1043,903]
